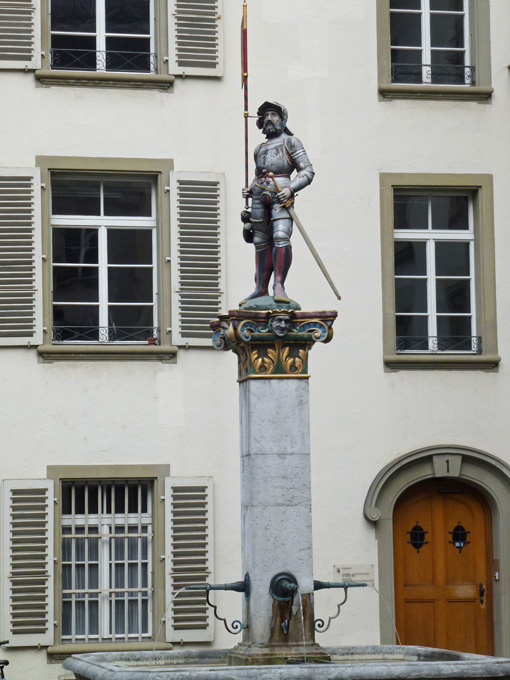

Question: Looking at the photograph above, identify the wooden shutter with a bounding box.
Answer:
[164,477,214,642]
[168,0,223,77]
[2,479,54,647]
[170,171,225,346]
[0,168,42,346]
[0,0,41,69]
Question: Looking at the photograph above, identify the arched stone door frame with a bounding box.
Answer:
[364,445,510,655]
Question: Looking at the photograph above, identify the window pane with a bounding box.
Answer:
[435,242,470,276]
[391,0,421,8]
[390,12,422,47]
[108,230,152,265]
[51,0,96,32]
[108,267,153,302]
[52,178,100,215]
[105,0,150,35]
[114,484,125,513]
[105,38,153,72]
[430,0,463,10]
[51,35,97,71]
[394,241,427,276]
[391,49,423,82]
[104,181,152,216]
[128,484,138,512]
[431,195,469,230]
[53,229,98,265]
[89,601,99,636]
[436,279,471,313]
[53,266,99,302]
[394,195,428,230]
[431,14,464,48]
[88,486,98,514]
[396,315,428,336]
[108,305,153,327]
[437,316,472,348]
[431,50,465,84]
[53,305,100,342]
[62,483,72,514]
[395,278,428,313]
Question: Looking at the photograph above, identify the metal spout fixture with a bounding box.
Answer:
[313,580,367,591]
[269,572,299,601]
[185,574,250,598]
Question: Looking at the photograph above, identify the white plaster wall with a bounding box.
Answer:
[3,0,510,674]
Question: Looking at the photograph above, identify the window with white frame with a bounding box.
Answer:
[61,480,153,643]
[50,0,156,73]
[51,174,158,344]
[390,0,472,85]
[394,192,479,353]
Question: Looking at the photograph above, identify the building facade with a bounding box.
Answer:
[1,0,510,676]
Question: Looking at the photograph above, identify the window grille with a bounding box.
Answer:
[61,480,153,643]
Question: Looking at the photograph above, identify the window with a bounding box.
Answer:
[0,0,223,87]
[394,192,477,352]
[50,0,156,73]
[377,0,492,100]
[61,480,153,643]
[380,174,499,368]
[17,156,226,359]
[51,175,158,344]
[1,469,215,649]
[390,0,472,86]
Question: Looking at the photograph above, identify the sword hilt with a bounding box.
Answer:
[268,172,295,210]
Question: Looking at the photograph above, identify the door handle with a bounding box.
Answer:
[479,582,486,605]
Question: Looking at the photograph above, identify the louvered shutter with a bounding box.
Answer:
[168,0,223,77]
[0,168,42,346]
[164,477,214,642]
[170,171,225,346]
[0,0,41,69]
[2,479,54,646]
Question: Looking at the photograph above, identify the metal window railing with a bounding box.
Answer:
[50,48,157,73]
[52,326,160,344]
[391,63,475,86]
[396,336,482,353]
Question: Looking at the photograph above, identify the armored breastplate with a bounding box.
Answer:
[255,137,294,176]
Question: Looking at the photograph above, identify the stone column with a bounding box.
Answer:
[211,309,336,665]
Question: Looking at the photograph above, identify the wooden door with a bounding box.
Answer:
[393,480,493,654]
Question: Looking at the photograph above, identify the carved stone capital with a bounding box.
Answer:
[210,309,337,381]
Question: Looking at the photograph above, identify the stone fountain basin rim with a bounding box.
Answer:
[63,645,510,680]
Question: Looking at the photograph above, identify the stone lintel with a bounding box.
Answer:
[210,309,337,381]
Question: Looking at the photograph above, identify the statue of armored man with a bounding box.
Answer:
[242,101,314,304]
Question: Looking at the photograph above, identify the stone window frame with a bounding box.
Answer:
[36,156,177,361]
[35,0,174,90]
[376,0,493,101]
[380,173,499,369]
[47,464,170,656]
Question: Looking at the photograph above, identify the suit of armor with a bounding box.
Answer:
[243,103,314,303]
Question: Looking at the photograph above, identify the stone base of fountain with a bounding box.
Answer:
[227,641,331,666]
[63,645,510,679]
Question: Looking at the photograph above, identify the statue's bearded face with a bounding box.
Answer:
[263,110,284,138]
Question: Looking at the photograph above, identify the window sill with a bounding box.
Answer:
[48,641,173,661]
[384,353,500,370]
[37,344,178,361]
[378,83,493,101]
[35,69,174,90]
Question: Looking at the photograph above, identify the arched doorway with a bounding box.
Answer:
[364,446,510,656]
[393,479,493,654]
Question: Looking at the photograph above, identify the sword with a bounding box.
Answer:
[268,172,341,300]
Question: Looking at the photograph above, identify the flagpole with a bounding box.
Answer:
[242,1,249,209]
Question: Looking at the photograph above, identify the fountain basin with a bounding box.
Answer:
[63,645,510,680]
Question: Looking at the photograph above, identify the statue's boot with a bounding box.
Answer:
[241,246,273,302]
[273,244,292,303]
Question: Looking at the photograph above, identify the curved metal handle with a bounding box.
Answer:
[479,582,486,605]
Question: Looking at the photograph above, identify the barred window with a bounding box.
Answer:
[61,480,153,643]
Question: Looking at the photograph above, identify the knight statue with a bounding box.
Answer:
[241,101,314,303]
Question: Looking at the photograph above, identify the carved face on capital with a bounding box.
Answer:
[272,315,292,338]
[263,110,283,138]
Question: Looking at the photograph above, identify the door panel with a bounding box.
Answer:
[393,481,493,654]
